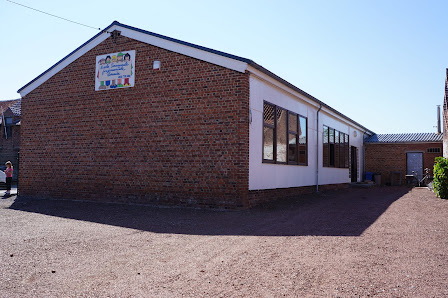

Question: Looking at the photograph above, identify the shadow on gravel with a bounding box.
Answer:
[9,187,410,236]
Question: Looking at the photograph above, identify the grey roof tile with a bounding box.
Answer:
[364,133,443,143]
[9,99,21,116]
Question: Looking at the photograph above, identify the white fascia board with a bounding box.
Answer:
[19,32,110,97]
[248,65,321,109]
[119,27,248,73]
[19,24,248,97]
[247,65,371,134]
[319,108,370,134]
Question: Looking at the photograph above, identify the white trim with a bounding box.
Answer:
[19,24,248,97]
[248,66,320,109]
[247,66,371,134]
[19,32,110,97]
[119,27,248,73]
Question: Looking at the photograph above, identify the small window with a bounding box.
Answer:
[427,147,441,153]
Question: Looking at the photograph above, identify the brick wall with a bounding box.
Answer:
[20,35,250,208]
[365,142,442,185]
[248,183,348,207]
[0,109,20,180]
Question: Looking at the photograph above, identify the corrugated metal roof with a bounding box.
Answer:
[364,133,443,143]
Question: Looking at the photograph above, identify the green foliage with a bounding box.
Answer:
[433,157,448,199]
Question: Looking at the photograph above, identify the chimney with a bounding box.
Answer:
[437,105,441,134]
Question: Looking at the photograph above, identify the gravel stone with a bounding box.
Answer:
[0,186,447,296]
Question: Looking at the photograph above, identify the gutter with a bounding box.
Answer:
[316,104,322,192]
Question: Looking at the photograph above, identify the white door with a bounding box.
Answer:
[407,152,423,180]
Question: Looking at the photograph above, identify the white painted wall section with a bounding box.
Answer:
[249,74,367,191]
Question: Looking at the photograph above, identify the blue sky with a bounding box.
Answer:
[2,0,447,133]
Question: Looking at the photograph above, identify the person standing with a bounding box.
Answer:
[4,161,13,195]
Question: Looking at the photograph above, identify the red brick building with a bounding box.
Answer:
[365,133,442,185]
[0,99,21,180]
[18,21,374,208]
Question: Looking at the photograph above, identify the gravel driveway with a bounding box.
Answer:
[0,186,447,297]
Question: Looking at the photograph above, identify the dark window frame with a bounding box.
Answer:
[323,126,329,167]
[298,115,308,166]
[427,147,441,153]
[275,107,288,164]
[262,101,308,166]
[288,112,299,165]
[323,125,349,168]
[263,102,276,163]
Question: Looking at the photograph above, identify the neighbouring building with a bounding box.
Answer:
[18,21,374,208]
[443,69,448,158]
[365,133,443,185]
[0,99,21,180]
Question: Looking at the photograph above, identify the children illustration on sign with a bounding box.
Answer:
[96,50,135,91]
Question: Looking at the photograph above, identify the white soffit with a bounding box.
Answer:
[19,24,248,97]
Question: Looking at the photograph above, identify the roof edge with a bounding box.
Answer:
[247,62,375,135]
[18,21,118,94]
[17,21,374,135]
[114,22,253,65]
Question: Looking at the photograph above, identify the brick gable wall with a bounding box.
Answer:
[20,35,250,208]
[365,142,442,185]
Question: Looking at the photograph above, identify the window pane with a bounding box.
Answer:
[323,126,329,144]
[329,128,334,143]
[330,144,335,166]
[345,135,349,168]
[288,134,297,162]
[299,117,307,141]
[5,117,12,125]
[263,103,274,125]
[323,126,329,167]
[339,133,345,168]
[263,127,274,160]
[289,113,297,133]
[335,131,340,167]
[299,146,306,164]
[276,109,287,162]
[298,117,307,164]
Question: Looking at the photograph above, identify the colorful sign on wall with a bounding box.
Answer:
[95,50,135,91]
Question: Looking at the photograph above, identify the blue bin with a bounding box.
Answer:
[365,172,373,181]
